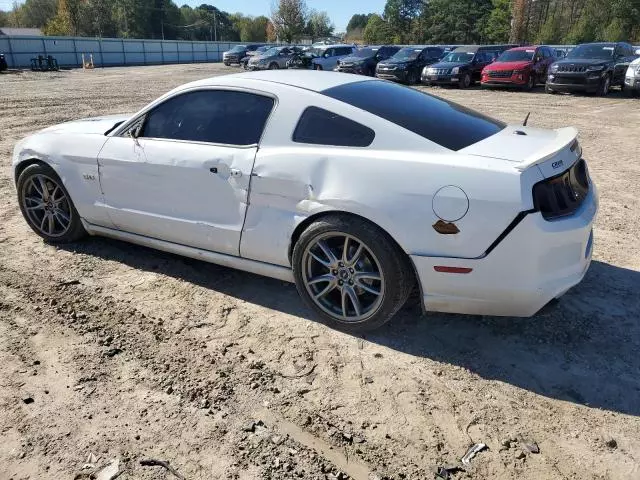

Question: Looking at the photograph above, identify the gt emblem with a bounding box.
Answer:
[552,160,564,169]
[83,174,96,181]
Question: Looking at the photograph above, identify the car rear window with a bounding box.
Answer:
[322,80,505,151]
[293,106,375,147]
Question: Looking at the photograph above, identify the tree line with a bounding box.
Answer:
[1,0,638,44]
[347,0,640,45]
[0,0,334,42]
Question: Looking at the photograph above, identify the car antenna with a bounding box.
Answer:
[523,112,531,126]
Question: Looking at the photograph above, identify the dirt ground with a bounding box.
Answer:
[0,64,639,480]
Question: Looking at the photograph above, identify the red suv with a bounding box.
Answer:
[481,46,557,90]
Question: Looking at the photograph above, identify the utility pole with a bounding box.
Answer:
[214,10,218,41]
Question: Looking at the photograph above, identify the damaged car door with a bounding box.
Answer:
[97,89,275,256]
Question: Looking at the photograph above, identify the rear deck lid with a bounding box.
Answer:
[459,125,580,177]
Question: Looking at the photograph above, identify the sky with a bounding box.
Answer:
[180,1,387,32]
[0,0,386,32]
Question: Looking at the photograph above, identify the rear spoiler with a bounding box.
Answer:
[514,126,579,172]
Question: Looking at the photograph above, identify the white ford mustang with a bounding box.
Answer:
[12,71,598,331]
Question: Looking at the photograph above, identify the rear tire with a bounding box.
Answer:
[17,163,86,244]
[545,84,556,94]
[314,64,322,71]
[292,215,414,333]
[268,62,279,70]
[407,70,418,85]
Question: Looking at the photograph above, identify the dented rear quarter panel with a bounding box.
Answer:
[238,80,544,266]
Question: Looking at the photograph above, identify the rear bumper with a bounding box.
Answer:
[412,185,598,317]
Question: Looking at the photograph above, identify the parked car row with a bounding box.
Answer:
[222,42,640,97]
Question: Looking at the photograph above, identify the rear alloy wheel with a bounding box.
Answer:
[459,73,471,89]
[17,163,86,243]
[293,215,414,332]
[597,75,611,97]
[268,62,279,70]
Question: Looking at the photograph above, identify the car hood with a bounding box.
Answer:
[380,59,414,66]
[486,60,532,70]
[340,55,372,63]
[555,58,611,67]
[429,61,470,69]
[38,114,132,135]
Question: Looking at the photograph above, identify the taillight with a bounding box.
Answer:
[533,159,590,220]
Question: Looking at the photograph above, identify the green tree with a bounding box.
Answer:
[346,13,372,32]
[426,0,493,43]
[363,13,393,44]
[271,0,307,42]
[383,0,422,43]
[306,10,334,40]
[485,0,512,42]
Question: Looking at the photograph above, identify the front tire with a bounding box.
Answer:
[524,73,535,91]
[17,163,86,243]
[597,74,611,97]
[268,62,279,70]
[545,84,556,94]
[314,64,323,71]
[292,215,414,332]
[459,73,471,89]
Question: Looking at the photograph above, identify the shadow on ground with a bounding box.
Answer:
[62,237,640,417]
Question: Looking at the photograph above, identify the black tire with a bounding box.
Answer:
[17,163,86,243]
[224,62,230,67]
[597,74,611,97]
[268,62,279,70]
[292,215,414,333]
[524,73,535,91]
[545,84,556,94]
[459,73,471,89]
[314,64,323,71]
[407,70,419,85]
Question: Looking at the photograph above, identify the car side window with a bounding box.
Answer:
[293,106,375,147]
[141,90,274,146]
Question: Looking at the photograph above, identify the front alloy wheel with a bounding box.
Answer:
[17,163,86,243]
[293,215,414,332]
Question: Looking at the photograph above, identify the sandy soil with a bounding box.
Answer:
[0,64,639,480]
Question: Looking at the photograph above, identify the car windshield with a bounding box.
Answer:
[392,48,422,61]
[229,45,246,53]
[498,50,535,61]
[442,52,476,63]
[262,47,282,56]
[353,48,377,58]
[323,81,505,151]
[567,44,615,59]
